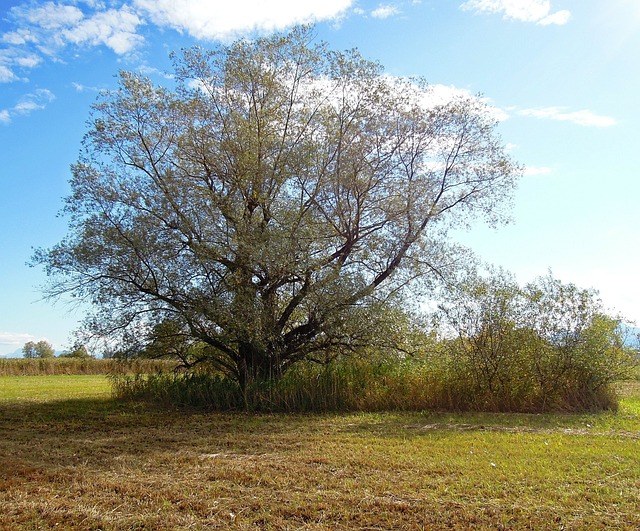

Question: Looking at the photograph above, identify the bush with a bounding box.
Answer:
[434,270,638,412]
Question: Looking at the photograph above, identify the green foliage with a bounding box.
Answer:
[35,26,520,393]
[434,270,638,412]
[111,268,636,413]
[58,343,94,359]
[22,340,55,359]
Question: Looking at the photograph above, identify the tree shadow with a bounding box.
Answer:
[0,395,621,479]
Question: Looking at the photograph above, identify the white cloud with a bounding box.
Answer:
[0,64,18,83]
[82,0,108,8]
[0,331,35,348]
[72,81,101,92]
[0,89,56,124]
[517,106,617,127]
[0,37,40,81]
[523,165,553,176]
[3,0,355,80]
[133,0,354,41]
[13,2,84,31]
[460,0,570,26]
[4,2,144,62]
[61,6,144,54]
[423,84,509,122]
[16,88,56,113]
[422,84,475,106]
[136,64,174,80]
[371,5,400,19]
[15,54,42,68]
[0,332,56,356]
[2,28,38,45]
[538,9,570,25]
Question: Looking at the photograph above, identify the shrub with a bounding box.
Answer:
[434,270,637,412]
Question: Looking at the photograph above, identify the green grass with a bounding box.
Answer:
[0,375,112,402]
[1,378,639,529]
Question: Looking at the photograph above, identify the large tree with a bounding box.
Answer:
[36,27,520,389]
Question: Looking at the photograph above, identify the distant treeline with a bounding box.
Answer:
[0,357,177,376]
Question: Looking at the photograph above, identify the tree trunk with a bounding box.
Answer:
[236,341,283,409]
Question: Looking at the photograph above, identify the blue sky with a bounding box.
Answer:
[1,0,638,356]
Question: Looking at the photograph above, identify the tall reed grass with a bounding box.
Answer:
[0,357,176,376]
[111,356,622,413]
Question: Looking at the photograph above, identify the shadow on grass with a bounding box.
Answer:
[0,394,631,466]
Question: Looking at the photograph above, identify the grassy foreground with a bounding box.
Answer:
[0,375,111,402]
[1,377,639,529]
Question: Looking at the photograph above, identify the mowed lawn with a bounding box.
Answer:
[0,375,112,402]
[1,376,639,529]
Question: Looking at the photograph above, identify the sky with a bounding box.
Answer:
[1,0,638,356]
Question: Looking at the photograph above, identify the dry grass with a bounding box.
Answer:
[1,379,639,529]
[0,358,177,376]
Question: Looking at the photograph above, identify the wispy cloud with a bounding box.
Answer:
[460,0,570,26]
[0,39,38,82]
[422,84,509,122]
[0,331,35,348]
[72,81,101,92]
[0,332,56,356]
[536,9,570,26]
[371,5,401,19]
[16,89,55,114]
[524,165,553,176]
[13,2,85,31]
[0,89,56,124]
[136,64,174,80]
[0,64,18,83]
[517,106,617,127]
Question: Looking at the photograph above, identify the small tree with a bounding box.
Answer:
[60,343,94,359]
[22,340,55,359]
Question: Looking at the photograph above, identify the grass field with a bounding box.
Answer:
[1,376,639,529]
[0,375,112,402]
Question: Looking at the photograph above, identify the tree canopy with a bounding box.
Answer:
[36,26,521,389]
[22,340,55,359]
